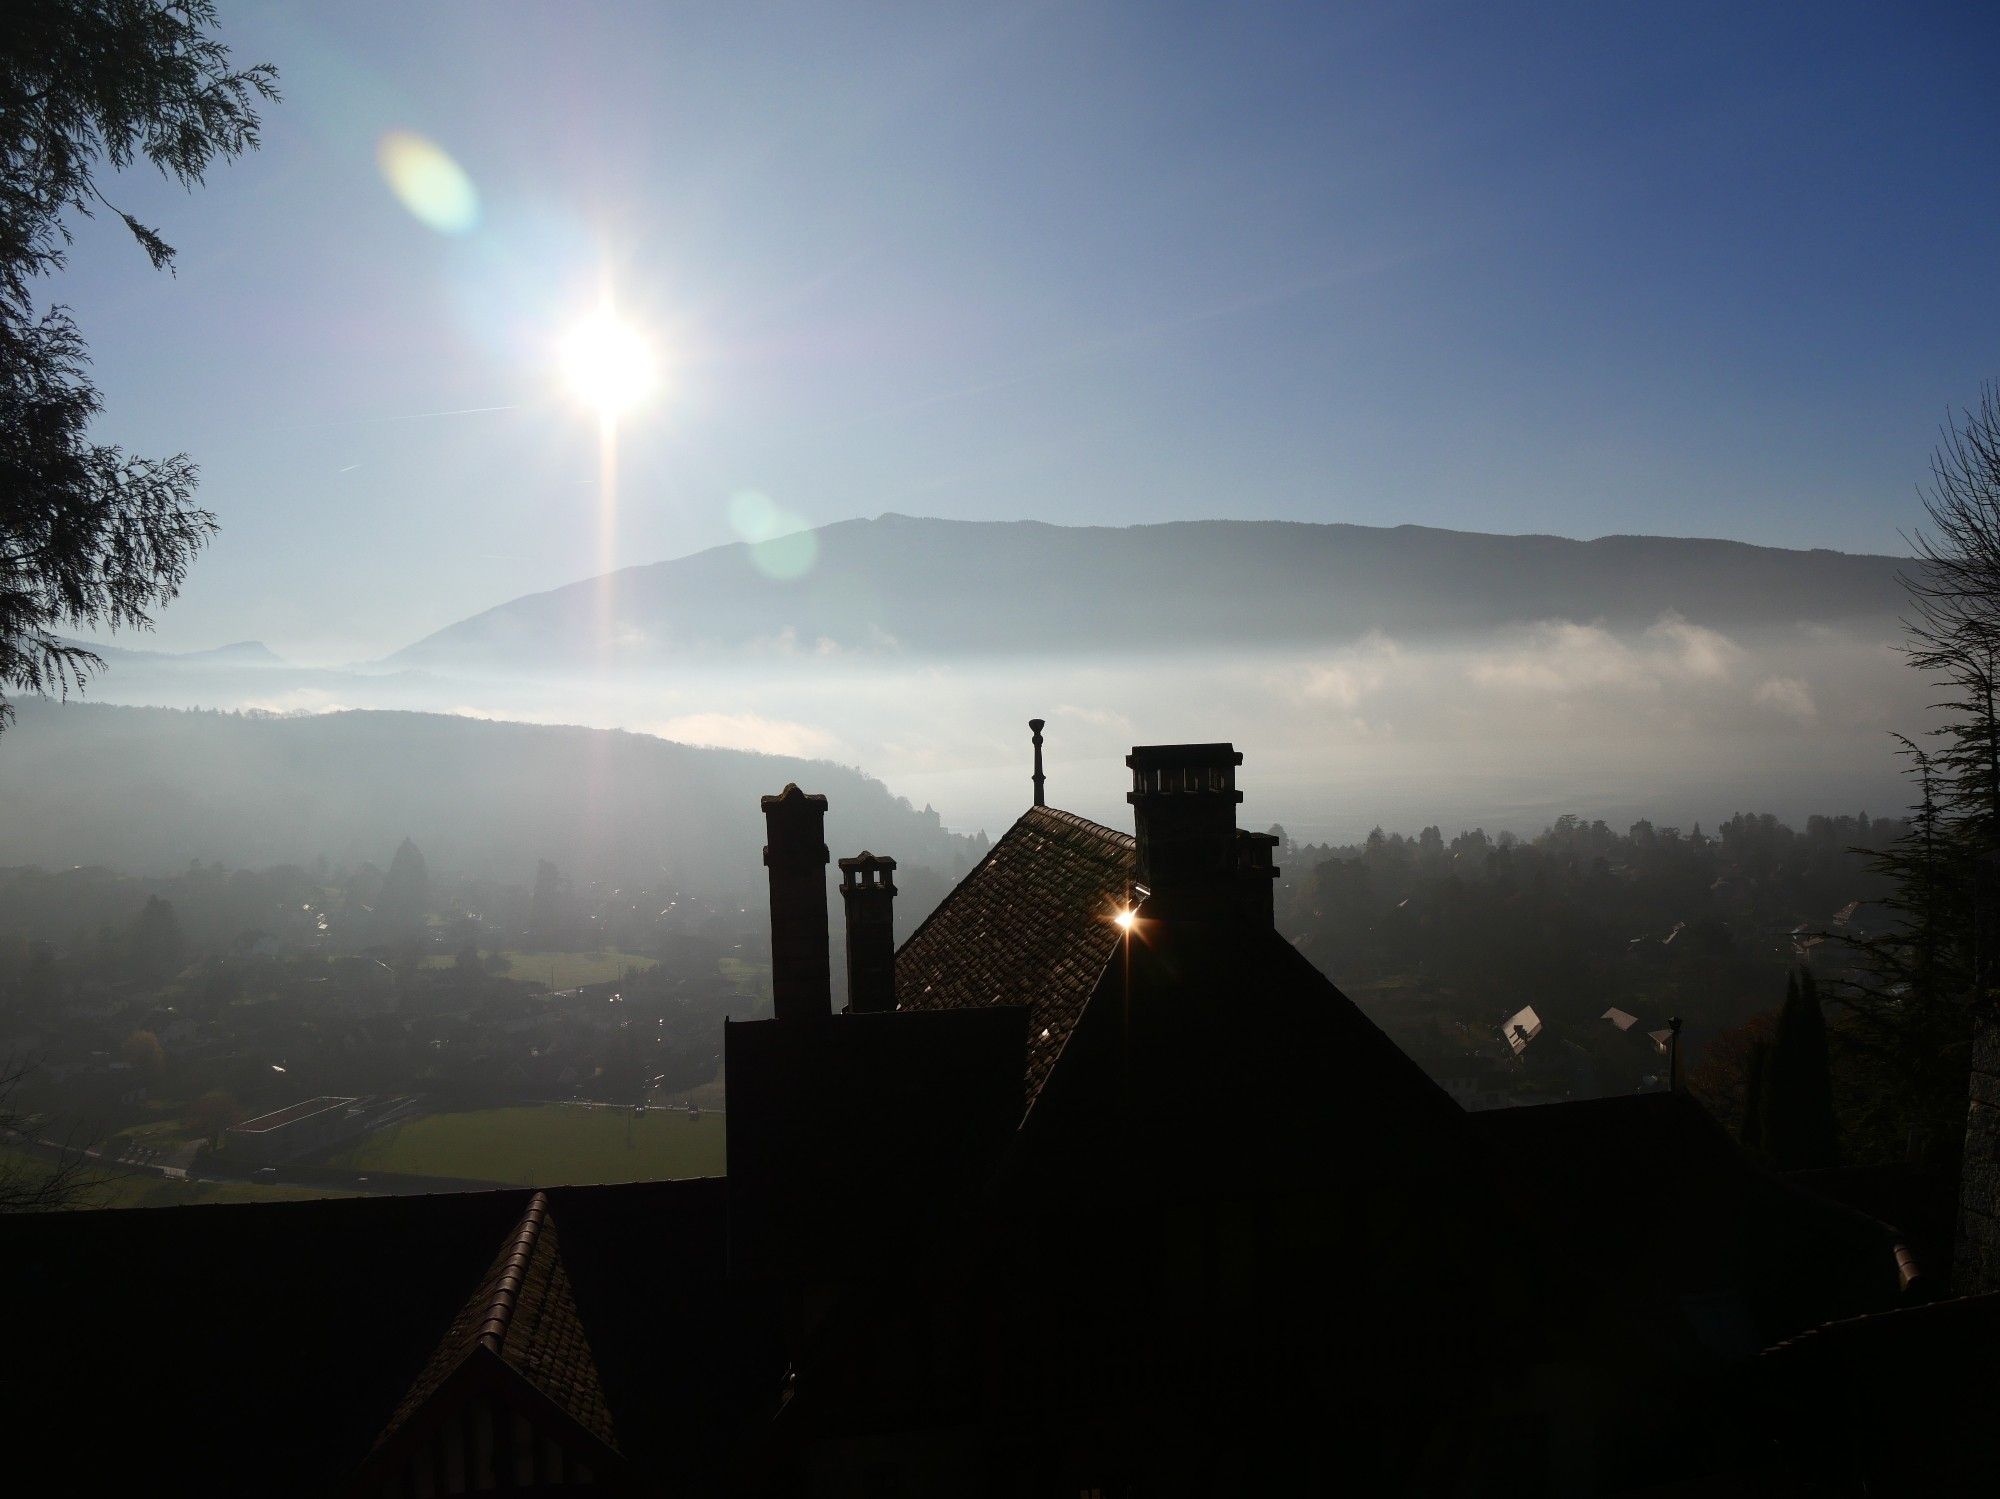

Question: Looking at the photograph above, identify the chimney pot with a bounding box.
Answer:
[762,784,831,1021]
[838,852,898,1014]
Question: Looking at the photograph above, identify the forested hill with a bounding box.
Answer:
[0,700,981,888]
[388,515,1913,671]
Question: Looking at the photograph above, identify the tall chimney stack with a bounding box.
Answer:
[1126,743,1244,916]
[1237,829,1280,927]
[838,853,898,1014]
[1029,718,1047,807]
[762,784,831,1021]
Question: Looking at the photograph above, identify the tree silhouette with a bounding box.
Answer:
[1829,386,2000,1163]
[1,2,278,730]
[184,1088,241,1146]
[120,1027,165,1077]
[376,837,429,934]
[125,893,184,982]
[528,859,569,948]
[1756,968,1838,1171]
[0,1059,99,1212]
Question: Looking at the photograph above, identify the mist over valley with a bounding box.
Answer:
[34,515,1930,856]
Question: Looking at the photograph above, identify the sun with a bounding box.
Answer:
[559,308,658,418]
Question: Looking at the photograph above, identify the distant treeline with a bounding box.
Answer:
[1275,810,1902,1087]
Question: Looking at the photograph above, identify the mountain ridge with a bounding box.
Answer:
[386,513,1917,672]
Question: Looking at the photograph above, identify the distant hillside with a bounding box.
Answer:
[387,515,1915,670]
[0,700,979,889]
[63,637,288,666]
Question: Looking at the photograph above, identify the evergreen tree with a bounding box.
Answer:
[1739,1040,1768,1152]
[1,3,278,729]
[1829,387,2000,1165]
[527,858,568,948]
[1757,968,1838,1170]
[376,836,429,931]
[125,892,183,982]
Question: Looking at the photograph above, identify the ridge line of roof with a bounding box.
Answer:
[477,1189,549,1357]
[892,802,1133,964]
[1758,1288,2000,1359]
[1027,803,1136,850]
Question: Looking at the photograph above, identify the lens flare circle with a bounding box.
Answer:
[560,310,659,417]
[377,130,479,234]
[728,490,818,580]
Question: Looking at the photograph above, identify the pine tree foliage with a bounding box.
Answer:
[1756,968,1838,1170]
[1831,387,2000,1162]
[0,2,278,729]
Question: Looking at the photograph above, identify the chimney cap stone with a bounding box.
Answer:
[837,852,897,873]
[1126,743,1242,770]
[761,783,828,813]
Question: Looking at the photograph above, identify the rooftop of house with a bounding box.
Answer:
[895,803,1134,1113]
[0,1179,760,1496]
[368,1191,618,1466]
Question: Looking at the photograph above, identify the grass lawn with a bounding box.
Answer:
[325,1102,725,1186]
[419,949,659,989]
[719,956,772,1001]
[113,1115,202,1149]
[651,1074,727,1112]
[0,1146,340,1211]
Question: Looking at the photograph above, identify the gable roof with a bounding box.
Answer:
[895,804,1134,1110]
[371,1190,618,1468]
[1008,896,1474,1200]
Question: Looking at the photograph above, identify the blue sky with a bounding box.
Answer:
[54,1,2000,661]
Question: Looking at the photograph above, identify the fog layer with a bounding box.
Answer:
[40,613,1927,851]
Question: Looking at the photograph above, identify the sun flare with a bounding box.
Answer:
[559,309,658,418]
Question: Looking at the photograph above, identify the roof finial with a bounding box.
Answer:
[1029,718,1046,807]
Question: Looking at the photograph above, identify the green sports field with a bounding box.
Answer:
[324,1102,725,1186]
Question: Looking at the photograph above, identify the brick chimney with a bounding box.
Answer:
[838,853,898,1014]
[1126,743,1244,916]
[1237,829,1280,927]
[762,784,830,1021]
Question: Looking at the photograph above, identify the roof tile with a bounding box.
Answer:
[895,805,1134,1111]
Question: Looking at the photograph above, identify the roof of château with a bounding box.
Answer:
[376,1190,617,1454]
[894,803,1135,1111]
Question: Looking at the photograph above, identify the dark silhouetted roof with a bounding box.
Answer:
[375,1190,616,1454]
[0,1179,763,1497]
[1759,1291,2000,1498]
[1473,1092,1910,1352]
[725,1008,1025,1279]
[896,804,1133,1110]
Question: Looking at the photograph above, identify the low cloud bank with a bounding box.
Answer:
[42,613,1929,846]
